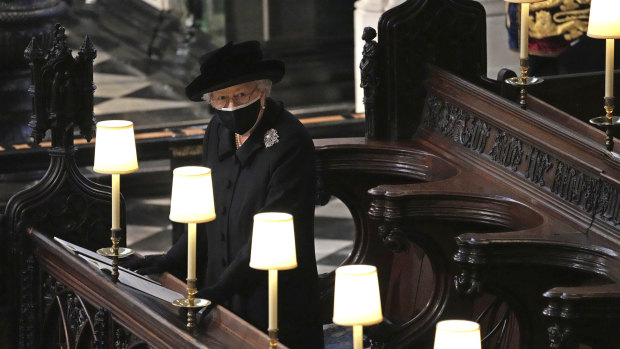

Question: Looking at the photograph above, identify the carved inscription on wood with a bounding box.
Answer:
[423,94,620,226]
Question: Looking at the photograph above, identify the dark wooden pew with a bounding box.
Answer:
[0,23,286,348]
[306,0,620,348]
[3,1,620,348]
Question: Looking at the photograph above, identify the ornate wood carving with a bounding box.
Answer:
[489,131,523,171]
[547,323,575,349]
[525,147,553,186]
[378,224,409,254]
[94,308,108,349]
[423,94,492,153]
[66,294,88,339]
[454,267,482,297]
[360,27,381,138]
[38,270,153,349]
[543,284,620,349]
[26,24,97,147]
[422,92,620,227]
[31,230,276,348]
[0,0,68,147]
[0,24,123,348]
[350,62,620,348]
[115,327,130,349]
[368,0,488,140]
[315,136,545,347]
[19,255,35,348]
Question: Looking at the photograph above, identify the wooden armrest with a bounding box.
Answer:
[544,283,620,301]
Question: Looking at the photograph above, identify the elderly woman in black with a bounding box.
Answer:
[128,41,324,349]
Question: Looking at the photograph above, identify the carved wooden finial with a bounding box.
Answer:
[77,34,98,142]
[24,24,97,147]
[24,37,42,61]
[79,34,97,61]
[360,26,380,138]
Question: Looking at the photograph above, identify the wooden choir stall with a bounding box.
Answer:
[0,25,280,348]
[314,0,619,348]
[1,0,619,348]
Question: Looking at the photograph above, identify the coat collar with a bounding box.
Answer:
[216,98,283,166]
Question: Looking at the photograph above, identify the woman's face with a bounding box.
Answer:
[210,82,262,110]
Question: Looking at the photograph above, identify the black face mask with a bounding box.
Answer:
[215,97,262,134]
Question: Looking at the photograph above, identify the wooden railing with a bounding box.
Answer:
[29,229,280,349]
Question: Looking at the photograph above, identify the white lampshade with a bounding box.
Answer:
[332,264,383,326]
[587,0,620,38]
[169,166,216,223]
[93,120,139,174]
[434,320,481,349]
[249,212,297,270]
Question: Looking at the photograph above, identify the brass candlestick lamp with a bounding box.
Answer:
[249,212,298,348]
[93,120,139,282]
[332,264,383,349]
[169,166,216,330]
[587,0,620,151]
[504,0,545,109]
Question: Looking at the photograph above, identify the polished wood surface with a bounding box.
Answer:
[30,229,281,349]
[3,0,620,348]
[313,64,619,348]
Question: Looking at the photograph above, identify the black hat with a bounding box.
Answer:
[185,41,285,101]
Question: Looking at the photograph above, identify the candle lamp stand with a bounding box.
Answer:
[590,96,620,151]
[93,121,139,282]
[168,166,216,331]
[268,329,279,348]
[172,278,210,330]
[505,58,543,109]
[96,228,133,281]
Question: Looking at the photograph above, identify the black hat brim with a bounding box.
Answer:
[185,60,284,102]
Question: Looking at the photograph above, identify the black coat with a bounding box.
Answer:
[167,98,324,348]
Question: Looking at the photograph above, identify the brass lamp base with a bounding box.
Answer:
[96,247,134,258]
[505,58,543,109]
[589,115,619,151]
[172,298,210,331]
[268,329,279,348]
[172,278,210,330]
[505,76,543,86]
[590,115,620,126]
[98,228,133,282]
[505,75,543,110]
[172,298,211,308]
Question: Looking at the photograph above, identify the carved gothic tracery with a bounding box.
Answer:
[94,308,108,349]
[1,23,121,348]
[67,294,88,338]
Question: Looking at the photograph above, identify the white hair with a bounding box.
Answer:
[202,79,273,102]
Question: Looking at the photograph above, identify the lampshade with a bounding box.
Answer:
[332,264,383,326]
[588,0,620,38]
[434,320,481,349]
[93,120,139,174]
[169,166,216,223]
[249,212,297,270]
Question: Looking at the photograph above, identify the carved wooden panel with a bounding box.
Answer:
[422,83,620,229]
[40,272,150,349]
[373,0,488,140]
